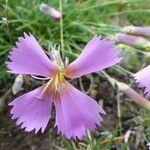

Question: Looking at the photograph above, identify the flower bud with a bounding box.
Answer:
[124,88,150,110]
[109,77,150,110]
[116,33,150,51]
[122,26,150,38]
[12,74,23,95]
[39,3,61,20]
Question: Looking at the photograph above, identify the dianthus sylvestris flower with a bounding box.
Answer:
[134,65,150,97]
[6,33,121,139]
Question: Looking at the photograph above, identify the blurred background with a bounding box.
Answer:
[1,0,150,149]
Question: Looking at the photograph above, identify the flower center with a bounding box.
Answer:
[36,48,67,99]
[36,70,65,99]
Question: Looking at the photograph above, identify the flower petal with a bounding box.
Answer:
[9,85,53,133]
[54,80,105,139]
[64,36,121,78]
[134,65,150,97]
[6,33,59,77]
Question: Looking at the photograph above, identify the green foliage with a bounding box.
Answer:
[1,0,150,78]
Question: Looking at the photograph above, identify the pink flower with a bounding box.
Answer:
[134,65,150,97]
[6,33,121,139]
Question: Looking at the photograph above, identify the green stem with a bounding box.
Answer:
[59,0,64,59]
[4,0,12,44]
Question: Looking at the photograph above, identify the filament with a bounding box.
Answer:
[31,75,50,80]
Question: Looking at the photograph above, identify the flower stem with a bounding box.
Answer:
[59,0,64,59]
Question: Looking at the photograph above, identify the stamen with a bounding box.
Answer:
[31,75,50,80]
[54,71,65,92]
[35,71,65,99]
